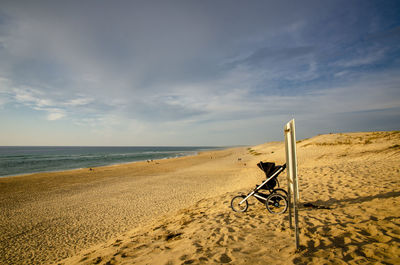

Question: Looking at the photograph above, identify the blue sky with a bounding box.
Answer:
[0,0,399,146]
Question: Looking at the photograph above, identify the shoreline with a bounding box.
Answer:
[0,147,227,180]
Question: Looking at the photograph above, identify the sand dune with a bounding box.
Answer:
[1,131,399,264]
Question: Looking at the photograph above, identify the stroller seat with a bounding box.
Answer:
[257,162,285,178]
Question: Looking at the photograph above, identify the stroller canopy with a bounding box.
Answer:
[257,162,281,178]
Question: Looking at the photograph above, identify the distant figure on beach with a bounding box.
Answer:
[89,168,94,171]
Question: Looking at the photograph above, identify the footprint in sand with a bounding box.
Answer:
[112,239,122,247]
[105,257,116,264]
[219,253,232,263]
[216,235,225,246]
[92,256,102,264]
[199,257,208,262]
[224,217,231,224]
[181,259,195,264]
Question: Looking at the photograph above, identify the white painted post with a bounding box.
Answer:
[284,119,300,249]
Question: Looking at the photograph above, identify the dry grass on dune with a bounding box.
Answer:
[58,131,400,265]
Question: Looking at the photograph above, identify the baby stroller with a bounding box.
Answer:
[231,162,288,214]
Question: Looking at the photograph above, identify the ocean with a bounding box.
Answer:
[0,146,220,178]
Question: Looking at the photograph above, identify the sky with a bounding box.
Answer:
[0,0,399,146]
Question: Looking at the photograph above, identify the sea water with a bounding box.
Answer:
[0,146,219,177]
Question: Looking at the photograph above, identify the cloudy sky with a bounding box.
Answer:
[0,0,399,146]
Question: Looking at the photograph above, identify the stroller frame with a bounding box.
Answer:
[231,162,288,214]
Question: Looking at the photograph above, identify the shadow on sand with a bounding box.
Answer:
[293,191,400,264]
[301,191,400,209]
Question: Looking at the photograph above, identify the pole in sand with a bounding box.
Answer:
[284,119,300,249]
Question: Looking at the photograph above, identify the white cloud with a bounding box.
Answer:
[0,77,12,106]
[64,97,93,107]
[0,77,97,121]
[334,71,348,77]
[47,111,65,121]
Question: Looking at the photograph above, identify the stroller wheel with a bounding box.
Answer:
[272,188,288,197]
[265,193,288,214]
[231,195,248,212]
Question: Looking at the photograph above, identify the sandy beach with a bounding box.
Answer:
[1,131,399,264]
